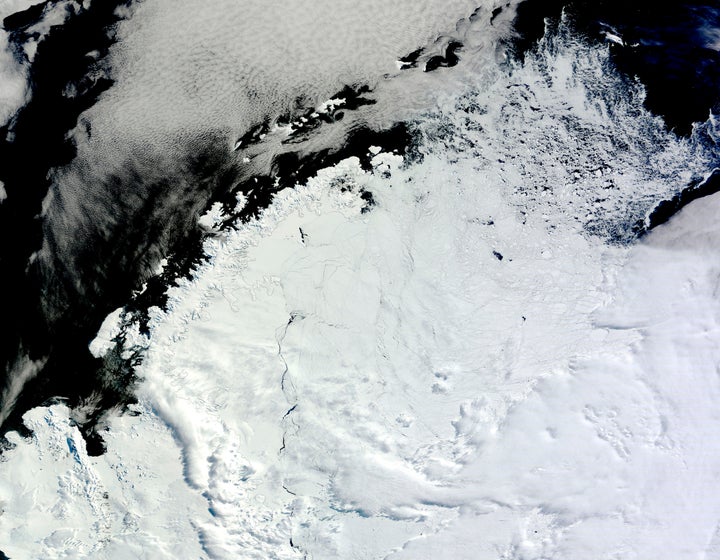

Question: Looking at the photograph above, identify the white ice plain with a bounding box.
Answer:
[2,31,720,560]
[3,154,720,559]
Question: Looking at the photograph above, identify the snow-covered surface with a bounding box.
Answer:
[88,308,125,359]
[197,202,226,231]
[3,17,720,560]
[4,148,720,558]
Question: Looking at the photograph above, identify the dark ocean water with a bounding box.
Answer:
[0,0,718,454]
[513,0,720,134]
